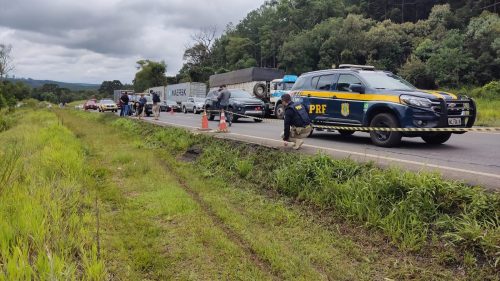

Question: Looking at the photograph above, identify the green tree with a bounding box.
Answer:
[399,56,436,89]
[133,60,168,92]
[426,30,475,87]
[464,12,500,84]
[98,80,123,97]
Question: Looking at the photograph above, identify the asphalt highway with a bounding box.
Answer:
[141,111,500,191]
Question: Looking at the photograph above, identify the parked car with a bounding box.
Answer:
[204,89,266,122]
[84,99,98,110]
[98,99,118,112]
[160,99,181,112]
[182,97,206,114]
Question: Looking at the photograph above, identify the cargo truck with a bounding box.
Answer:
[269,75,298,119]
[209,67,285,115]
[165,82,207,105]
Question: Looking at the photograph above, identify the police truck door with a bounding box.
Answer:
[332,74,365,125]
[307,74,340,124]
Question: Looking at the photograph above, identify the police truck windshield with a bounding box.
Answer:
[360,72,416,91]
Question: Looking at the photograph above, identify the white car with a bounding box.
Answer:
[181,97,206,114]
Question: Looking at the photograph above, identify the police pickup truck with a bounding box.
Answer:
[291,65,476,147]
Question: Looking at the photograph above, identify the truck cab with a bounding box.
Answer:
[291,65,476,147]
[270,75,298,119]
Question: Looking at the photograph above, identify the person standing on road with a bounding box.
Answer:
[151,90,161,120]
[217,85,232,126]
[120,92,130,117]
[137,93,147,120]
[281,93,312,150]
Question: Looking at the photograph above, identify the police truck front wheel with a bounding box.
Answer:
[421,133,452,145]
[369,113,402,147]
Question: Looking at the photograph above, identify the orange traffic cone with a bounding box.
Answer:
[198,110,210,131]
[218,110,229,133]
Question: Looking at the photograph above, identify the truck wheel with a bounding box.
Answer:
[253,83,267,99]
[421,133,452,145]
[183,106,187,114]
[369,113,402,147]
[193,107,198,114]
[275,104,285,119]
[338,130,355,136]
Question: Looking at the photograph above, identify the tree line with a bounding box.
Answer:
[178,1,499,89]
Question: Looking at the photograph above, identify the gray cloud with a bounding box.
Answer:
[0,0,261,83]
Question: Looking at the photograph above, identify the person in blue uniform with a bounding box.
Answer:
[281,93,312,150]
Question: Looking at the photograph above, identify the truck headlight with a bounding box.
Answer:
[400,95,432,108]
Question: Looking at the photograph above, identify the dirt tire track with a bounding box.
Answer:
[162,160,282,281]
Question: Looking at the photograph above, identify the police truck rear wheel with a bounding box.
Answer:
[369,113,402,147]
[338,130,355,136]
[183,107,187,114]
[421,133,452,145]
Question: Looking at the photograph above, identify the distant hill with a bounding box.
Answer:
[6,78,100,91]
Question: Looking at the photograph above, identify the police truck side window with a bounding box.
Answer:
[336,74,363,92]
[316,75,336,91]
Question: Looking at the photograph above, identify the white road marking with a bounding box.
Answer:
[145,118,500,181]
[227,133,500,180]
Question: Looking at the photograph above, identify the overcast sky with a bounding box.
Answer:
[0,0,262,84]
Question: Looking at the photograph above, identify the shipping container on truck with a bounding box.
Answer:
[165,82,207,105]
[209,67,285,115]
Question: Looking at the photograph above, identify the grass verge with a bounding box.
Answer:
[475,98,500,127]
[63,110,499,280]
[0,110,104,280]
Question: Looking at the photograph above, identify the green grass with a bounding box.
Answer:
[57,110,271,280]
[61,110,499,280]
[4,108,497,279]
[475,98,500,126]
[0,110,105,280]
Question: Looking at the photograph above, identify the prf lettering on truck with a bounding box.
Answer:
[309,104,327,114]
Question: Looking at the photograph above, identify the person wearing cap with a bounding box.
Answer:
[281,93,312,150]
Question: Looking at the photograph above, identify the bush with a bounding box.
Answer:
[470,81,500,99]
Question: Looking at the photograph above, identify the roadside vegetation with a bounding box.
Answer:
[457,81,500,126]
[64,110,499,279]
[1,105,498,279]
[0,110,104,279]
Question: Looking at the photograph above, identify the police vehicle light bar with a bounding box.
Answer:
[338,64,375,70]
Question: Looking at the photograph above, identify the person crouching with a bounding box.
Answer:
[280,93,312,150]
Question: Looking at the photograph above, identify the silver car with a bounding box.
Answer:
[182,97,206,114]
